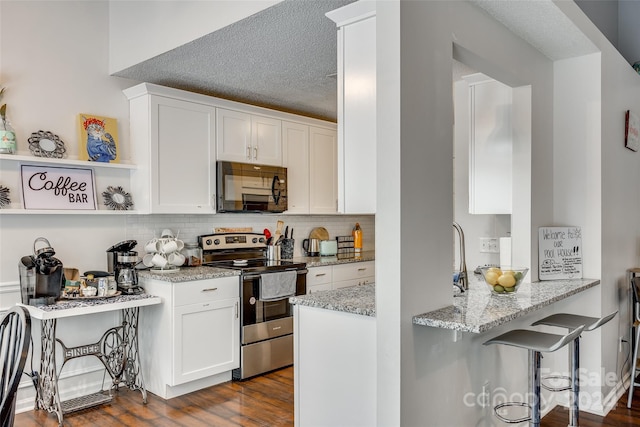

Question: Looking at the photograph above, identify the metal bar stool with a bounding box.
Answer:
[484,325,584,427]
[628,277,640,408]
[531,311,617,427]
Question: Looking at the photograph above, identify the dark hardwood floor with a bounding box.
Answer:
[14,367,640,426]
[15,367,294,427]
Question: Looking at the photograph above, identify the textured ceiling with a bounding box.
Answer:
[115,0,601,123]
[114,0,356,122]
[471,0,599,60]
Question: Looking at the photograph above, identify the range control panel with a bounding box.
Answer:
[198,232,267,251]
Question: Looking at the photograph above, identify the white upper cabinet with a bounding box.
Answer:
[125,83,336,214]
[216,108,282,166]
[309,126,337,214]
[327,1,376,214]
[282,122,337,214]
[463,74,513,215]
[124,84,217,214]
[282,121,310,214]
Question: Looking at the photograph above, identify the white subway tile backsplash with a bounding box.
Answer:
[126,214,375,257]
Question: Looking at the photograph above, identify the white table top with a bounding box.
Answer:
[18,293,162,320]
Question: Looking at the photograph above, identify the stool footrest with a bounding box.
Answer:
[541,374,572,392]
[494,401,531,424]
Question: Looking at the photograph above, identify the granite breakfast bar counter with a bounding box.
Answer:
[413,278,601,333]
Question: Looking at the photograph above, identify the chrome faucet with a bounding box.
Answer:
[453,222,468,292]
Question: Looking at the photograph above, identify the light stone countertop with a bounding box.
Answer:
[413,278,600,333]
[289,283,376,317]
[137,253,374,283]
[138,266,240,283]
[288,276,600,332]
[294,251,375,267]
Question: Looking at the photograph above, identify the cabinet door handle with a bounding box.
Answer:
[247,146,251,159]
[253,146,258,159]
[358,268,367,272]
[315,273,326,277]
[235,301,239,318]
[201,287,218,292]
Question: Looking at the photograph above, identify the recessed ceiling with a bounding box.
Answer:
[114,0,356,122]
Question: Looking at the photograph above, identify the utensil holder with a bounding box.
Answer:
[266,245,281,261]
[281,238,294,259]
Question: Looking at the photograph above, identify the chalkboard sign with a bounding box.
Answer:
[538,226,582,280]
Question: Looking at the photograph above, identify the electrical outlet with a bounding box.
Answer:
[480,238,499,253]
[481,381,491,408]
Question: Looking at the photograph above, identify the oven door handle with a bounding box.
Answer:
[243,269,308,281]
[259,294,297,302]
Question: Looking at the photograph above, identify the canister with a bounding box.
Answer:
[181,243,203,266]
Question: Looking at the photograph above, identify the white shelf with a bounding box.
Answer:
[0,208,140,215]
[0,153,136,170]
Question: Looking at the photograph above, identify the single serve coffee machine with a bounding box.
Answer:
[19,237,64,306]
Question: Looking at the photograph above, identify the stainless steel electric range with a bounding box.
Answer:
[198,232,307,380]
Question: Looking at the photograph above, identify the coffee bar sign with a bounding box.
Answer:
[538,226,583,280]
[21,165,97,210]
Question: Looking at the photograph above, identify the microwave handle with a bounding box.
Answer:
[272,175,281,205]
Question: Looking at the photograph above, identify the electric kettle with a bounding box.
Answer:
[302,238,320,257]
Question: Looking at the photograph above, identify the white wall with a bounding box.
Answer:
[553,52,605,407]
[619,0,640,64]
[575,0,619,47]
[556,0,640,404]
[108,0,280,74]
[377,1,555,425]
[374,0,639,424]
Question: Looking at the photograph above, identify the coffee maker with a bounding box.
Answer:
[19,237,64,306]
[107,240,141,294]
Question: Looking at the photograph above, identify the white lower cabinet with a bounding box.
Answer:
[306,261,374,294]
[294,304,376,426]
[139,275,240,399]
[306,265,333,293]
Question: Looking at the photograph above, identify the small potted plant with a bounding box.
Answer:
[0,86,17,154]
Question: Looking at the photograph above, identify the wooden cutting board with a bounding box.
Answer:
[309,227,330,240]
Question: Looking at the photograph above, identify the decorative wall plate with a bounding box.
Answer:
[0,185,10,208]
[102,186,133,210]
[28,130,66,158]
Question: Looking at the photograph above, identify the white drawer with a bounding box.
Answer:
[307,266,333,286]
[332,261,375,282]
[173,276,239,307]
[333,278,361,290]
[307,283,332,294]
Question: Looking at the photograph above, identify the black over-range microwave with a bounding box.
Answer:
[216,161,287,213]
